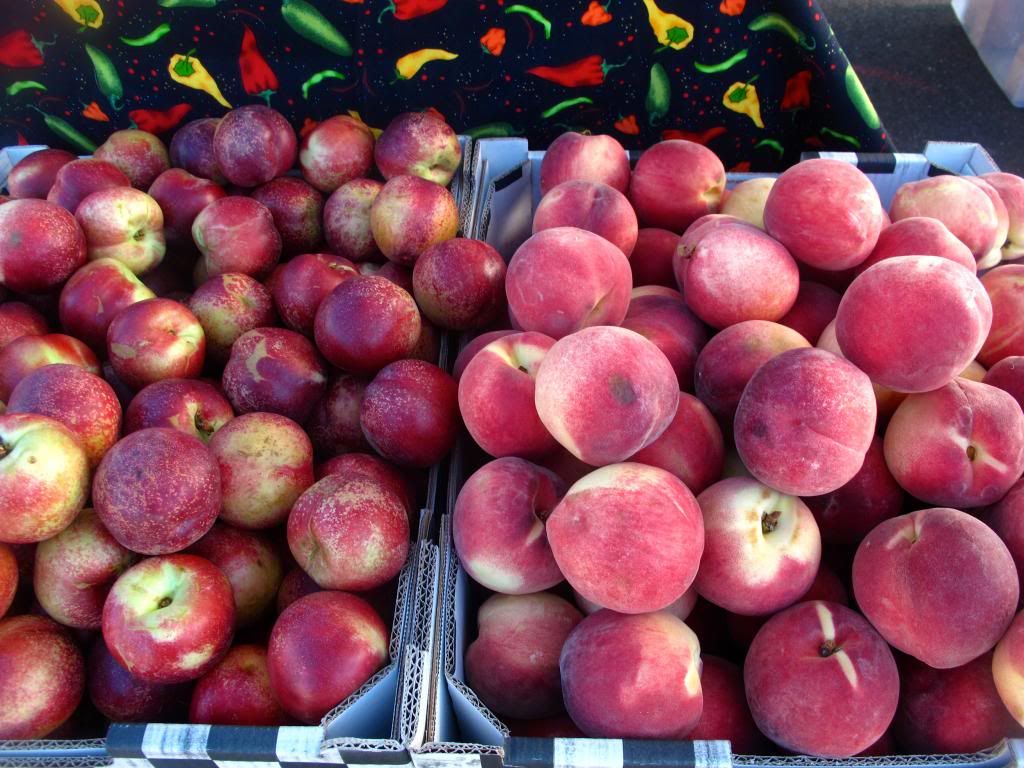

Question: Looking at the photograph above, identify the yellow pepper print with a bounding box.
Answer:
[724,80,764,128]
[641,0,693,50]
[168,51,232,109]
[347,110,383,140]
[53,0,103,28]
[396,49,458,80]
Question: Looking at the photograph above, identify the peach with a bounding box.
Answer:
[170,118,224,183]
[466,593,582,719]
[890,175,1003,262]
[213,105,297,188]
[695,477,820,615]
[629,392,723,494]
[6,148,76,199]
[59,258,156,352]
[374,111,461,185]
[804,435,903,547]
[210,412,313,530]
[735,348,876,496]
[271,253,357,337]
[836,256,992,392]
[621,286,708,391]
[94,129,171,190]
[0,302,47,350]
[778,281,841,344]
[720,177,775,230]
[250,177,325,256]
[695,320,810,422]
[895,653,1021,753]
[323,178,382,262]
[76,187,166,275]
[853,507,1018,668]
[453,330,515,381]
[276,567,321,615]
[547,463,703,613]
[190,644,288,726]
[47,159,131,214]
[985,356,1024,411]
[412,238,507,330]
[286,472,409,590]
[533,180,638,257]
[962,359,988,382]
[966,177,1010,268]
[857,217,976,275]
[990,477,1024,597]
[189,273,277,360]
[506,227,632,339]
[982,172,1024,261]
[883,378,1024,508]
[535,326,679,466]
[763,159,883,271]
[540,132,630,195]
[629,140,726,232]
[688,655,767,753]
[107,298,206,390]
[745,601,899,757]
[506,716,584,738]
[453,457,565,594]
[315,452,415,528]
[0,199,87,294]
[459,332,557,459]
[994,609,1024,726]
[192,197,282,281]
[87,637,187,723]
[0,332,100,403]
[560,610,702,738]
[300,115,375,193]
[979,265,1024,367]
[676,221,800,328]
[630,228,679,288]
[360,360,458,469]
[369,175,458,266]
[148,168,225,249]
[124,378,233,442]
[817,318,906,423]
[574,585,696,622]
[307,374,371,457]
[0,544,15,618]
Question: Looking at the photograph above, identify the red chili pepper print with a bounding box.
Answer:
[730,161,752,172]
[719,0,746,15]
[781,70,812,111]
[581,1,612,26]
[527,55,627,87]
[0,30,49,68]
[379,0,448,21]
[82,101,110,122]
[239,25,279,105]
[130,104,193,135]
[480,28,506,56]
[300,118,319,139]
[661,126,727,144]
[614,114,640,135]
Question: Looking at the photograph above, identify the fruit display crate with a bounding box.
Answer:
[0,134,472,768]
[409,136,1020,768]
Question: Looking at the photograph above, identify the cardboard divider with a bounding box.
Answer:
[0,137,472,767]
[411,137,1017,768]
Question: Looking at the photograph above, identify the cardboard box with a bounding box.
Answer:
[411,137,1020,768]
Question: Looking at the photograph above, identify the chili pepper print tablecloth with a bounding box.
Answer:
[0,0,891,171]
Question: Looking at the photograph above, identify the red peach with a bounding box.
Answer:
[803,435,903,547]
[459,332,557,459]
[506,227,632,339]
[989,477,1024,597]
[453,457,565,595]
[0,332,99,405]
[884,378,1024,508]
[75,187,169,277]
[315,452,415,527]
[548,463,703,613]
[676,222,800,328]
[745,601,899,757]
[0,199,87,294]
[535,326,679,466]
[59,258,156,351]
[107,298,206,390]
[560,610,703,738]
[540,132,630,195]
[994,609,1024,726]
[629,392,723,494]
[314,275,421,375]
[0,302,47,350]
[979,265,1024,367]
[0,544,15,618]
[93,428,221,555]
[222,327,328,424]
[736,347,877,496]
[189,273,277,359]
[966,176,1010,268]
[170,118,225,183]
[87,638,187,722]
[857,217,976,275]
[895,653,1021,753]
[94,129,171,190]
[190,644,288,725]
[307,374,371,457]
[8,364,121,468]
[271,253,357,336]
[778,281,842,344]
[720,177,775,230]
[453,330,516,381]
[213,105,297,188]
[621,286,708,391]
[695,320,810,423]
[412,238,507,330]
[630,228,679,288]
[369,175,459,266]
[817,318,906,423]
[629,140,726,232]
[300,115,375,193]
[574,585,697,621]
[374,111,461,185]
[148,168,226,248]
[359,259,414,293]
[210,412,314,530]
[287,473,409,591]
[688,655,768,753]
[467,593,581,719]
[192,197,282,281]
[276,567,321,615]
[250,177,325,256]
[983,172,1024,261]
[764,158,884,270]
[853,507,1019,668]
[324,179,383,262]
[47,159,131,214]
[533,180,638,257]
[267,591,388,724]
[985,356,1024,411]
[6,149,76,199]
[360,360,458,468]
[124,378,233,442]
